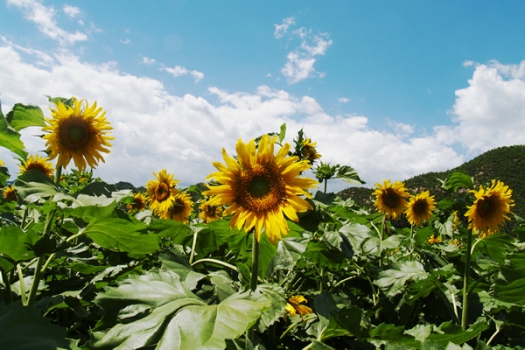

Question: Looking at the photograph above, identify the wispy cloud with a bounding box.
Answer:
[7,0,87,45]
[163,65,204,83]
[63,5,80,18]
[142,57,156,65]
[275,18,333,84]
[338,97,350,103]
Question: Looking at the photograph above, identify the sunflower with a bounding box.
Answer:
[145,169,180,217]
[199,202,222,224]
[285,295,312,318]
[373,180,409,219]
[204,134,318,244]
[3,185,17,202]
[127,192,148,213]
[42,97,114,171]
[465,180,513,234]
[19,154,54,178]
[0,159,5,166]
[427,235,441,244]
[301,138,322,164]
[166,192,194,223]
[405,191,436,226]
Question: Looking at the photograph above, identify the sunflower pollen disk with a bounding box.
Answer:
[204,134,318,245]
[373,180,409,220]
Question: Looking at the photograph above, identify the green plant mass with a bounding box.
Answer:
[1,99,525,349]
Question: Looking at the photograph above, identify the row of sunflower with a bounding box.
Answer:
[1,97,524,349]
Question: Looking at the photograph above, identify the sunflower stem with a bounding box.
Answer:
[189,228,199,265]
[461,228,473,329]
[16,264,27,306]
[247,233,261,345]
[323,178,328,193]
[0,269,13,304]
[54,165,62,187]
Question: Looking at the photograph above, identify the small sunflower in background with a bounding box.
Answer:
[465,180,513,235]
[405,190,436,226]
[19,154,54,178]
[42,97,114,171]
[373,180,409,220]
[199,202,222,224]
[427,235,442,244]
[3,185,17,202]
[285,295,312,319]
[0,159,4,167]
[146,169,180,218]
[204,134,318,245]
[301,138,322,164]
[127,192,148,213]
[167,192,194,224]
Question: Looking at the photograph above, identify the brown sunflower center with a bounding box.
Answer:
[382,188,401,208]
[155,183,170,202]
[25,163,48,175]
[413,199,429,216]
[59,117,91,149]
[476,196,496,218]
[205,205,217,216]
[172,200,185,215]
[238,165,286,212]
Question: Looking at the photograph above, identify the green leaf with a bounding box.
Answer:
[444,172,474,191]
[14,169,57,203]
[0,226,41,271]
[0,113,27,160]
[208,271,237,302]
[335,165,366,185]
[472,233,516,264]
[279,123,287,144]
[84,218,159,255]
[426,320,489,346]
[0,302,69,350]
[319,307,365,341]
[0,165,9,187]
[256,284,287,332]
[375,261,428,297]
[149,219,193,244]
[5,103,45,132]
[494,277,525,304]
[307,340,337,350]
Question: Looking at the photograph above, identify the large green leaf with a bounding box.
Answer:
[5,103,46,132]
[444,172,474,191]
[494,277,525,304]
[0,226,41,272]
[0,113,27,159]
[84,218,159,254]
[0,165,9,187]
[93,270,270,350]
[0,302,69,350]
[14,169,58,203]
[425,320,489,346]
[335,165,366,185]
[374,261,428,297]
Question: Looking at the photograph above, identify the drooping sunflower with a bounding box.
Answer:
[405,191,436,226]
[199,202,222,224]
[285,295,312,318]
[301,138,322,164]
[465,180,513,234]
[145,169,180,217]
[42,97,114,171]
[204,134,318,244]
[167,192,194,223]
[373,180,409,219]
[19,154,54,178]
[3,185,17,202]
[127,192,148,213]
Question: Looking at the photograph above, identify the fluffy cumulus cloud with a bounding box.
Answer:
[163,65,204,83]
[275,18,333,84]
[7,0,87,45]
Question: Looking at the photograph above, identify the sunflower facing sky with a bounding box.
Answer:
[145,169,180,217]
[42,97,114,171]
[465,180,514,235]
[405,190,436,226]
[373,180,409,219]
[199,202,222,224]
[167,192,194,224]
[19,154,54,178]
[204,134,318,244]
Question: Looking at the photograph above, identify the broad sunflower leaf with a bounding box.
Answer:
[256,284,287,332]
[472,233,516,264]
[14,169,58,203]
[444,172,474,191]
[0,226,41,271]
[0,302,69,350]
[0,113,27,160]
[5,103,46,132]
[318,307,365,341]
[0,165,9,187]
[93,270,270,350]
[84,218,159,255]
[494,277,525,304]
[425,320,489,346]
[148,219,193,244]
[374,261,428,297]
[335,165,366,185]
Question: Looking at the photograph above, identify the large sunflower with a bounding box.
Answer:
[42,97,114,171]
[145,169,180,217]
[204,134,318,244]
[465,180,513,234]
[373,180,409,219]
[199,202,222,224]
[19,154,54,178]
[405,190,436,226]
[127,192,148,213]
[166,192,194,223]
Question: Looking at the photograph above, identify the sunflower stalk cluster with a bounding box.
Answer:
[0,98,524,349]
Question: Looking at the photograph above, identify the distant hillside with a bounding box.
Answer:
[338,145,525,218]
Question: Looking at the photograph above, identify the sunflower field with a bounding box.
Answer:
[1,98,524,350]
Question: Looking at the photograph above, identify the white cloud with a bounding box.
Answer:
[143,57,156,65]
[7,0,88,45]
[163,65,204,83]
[120,39,131,44]
[338,97,350,103]
[63,5,80,18]
[275,19,333,84]
[274,17,295,38]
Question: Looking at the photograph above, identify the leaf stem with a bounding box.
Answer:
[189,228,199,265]
[16,264,27,305]
[0,269,13,304]
[191,258,238,272]
[461,228,473,330]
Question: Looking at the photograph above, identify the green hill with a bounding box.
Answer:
[338,145,525,218]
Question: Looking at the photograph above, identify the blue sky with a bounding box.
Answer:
[1,0,525,192]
